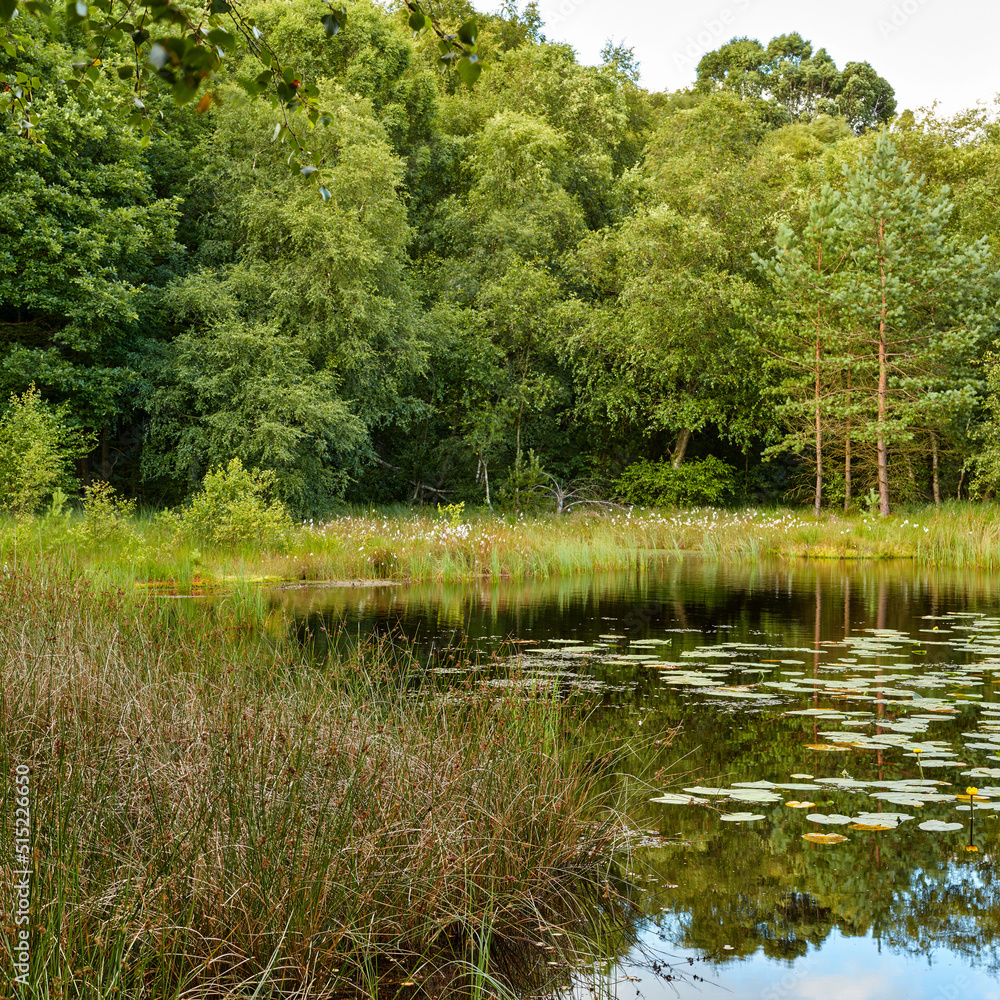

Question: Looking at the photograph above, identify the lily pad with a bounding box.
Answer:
[806,814,854,825]
[719,812,766,822]
[649,793,709,806]
[866,793,927,807]
[802,832,849,844]
[728,789,783,803]
[918,820,964,832]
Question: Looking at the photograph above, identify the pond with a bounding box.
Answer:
[270,558,1000,1000]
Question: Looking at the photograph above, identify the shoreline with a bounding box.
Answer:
[2,503,998,591]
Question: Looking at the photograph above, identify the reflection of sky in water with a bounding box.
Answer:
[609,928,1000,1000]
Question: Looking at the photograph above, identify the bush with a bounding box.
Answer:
[76,480,137,541]
[615,455,738,507]
[180,457,293,547]
[0,384,86,519]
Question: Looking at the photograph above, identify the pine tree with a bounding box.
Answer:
[764,133,998,515]
[759,186,852,513]
[836,132,998,515]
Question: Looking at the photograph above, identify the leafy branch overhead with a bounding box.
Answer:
[0,0,478,162]
[0,0,344,150]
[404,1,481,87]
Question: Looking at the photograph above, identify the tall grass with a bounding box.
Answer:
[7,501,1000,592]
[0,563,634,998]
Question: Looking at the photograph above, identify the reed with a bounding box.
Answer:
[0,563,633,998]
[8,502,1000,592]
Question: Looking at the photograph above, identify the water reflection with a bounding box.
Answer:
[267,558,1000,996]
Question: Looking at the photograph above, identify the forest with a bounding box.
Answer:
[3,0,1000,520]
[6,9,1000,995]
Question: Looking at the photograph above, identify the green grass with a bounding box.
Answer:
[6,501,1000,594]
[0,562,637,999]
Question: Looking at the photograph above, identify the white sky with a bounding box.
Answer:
[520,0,999,117]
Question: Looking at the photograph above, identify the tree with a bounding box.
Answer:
[765,133,999,515]
[695,33,895,133]
[564,93,788,467]
[0,384,86,517]
[138,67,425,512]
[0,43,180,477]
[758,186,852,513]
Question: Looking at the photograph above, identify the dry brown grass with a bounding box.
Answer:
[0,564,631,998]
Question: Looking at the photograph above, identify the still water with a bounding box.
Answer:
[272,559,1000,1000]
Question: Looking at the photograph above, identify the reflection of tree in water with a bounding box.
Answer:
[634,820,1000,972]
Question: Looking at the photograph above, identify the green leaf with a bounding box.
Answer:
[408,10,426,31]
[455,57,481,87]
[457,18,477,46]
[207,28,234,52]
[0,0,18,22]
[318,186,332,202]
[271,121,282,142]
[209,0,229,11]
[117,64,134,79]
[321,11,341,37]
[300,164,318,177]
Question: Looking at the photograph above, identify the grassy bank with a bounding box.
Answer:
[4,502,1000,588]
[0,564,633,998]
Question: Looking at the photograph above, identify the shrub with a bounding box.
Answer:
[0,384,86,518]
[76,480,137,541]
[180,457,293,547]
[615,455,738,507]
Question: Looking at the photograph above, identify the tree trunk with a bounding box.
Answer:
[100,424,110,481]
[671,428,691,469]
[844,371,852,512]
[877,218,891,517]
[931,434,941,505]
[480,456,491,508]
[844,434,852,512]
[814,327,822,515]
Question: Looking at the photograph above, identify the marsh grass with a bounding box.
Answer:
[0,563,634,998]
[6,502,1000,595]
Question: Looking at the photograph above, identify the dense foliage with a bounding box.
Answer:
[3,1,999,517]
